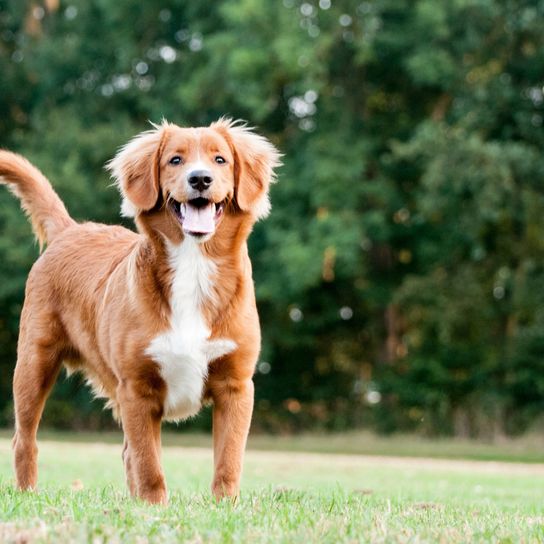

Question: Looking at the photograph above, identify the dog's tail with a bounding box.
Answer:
[0,150,76,248]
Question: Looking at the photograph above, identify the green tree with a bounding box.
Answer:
[0,0,543,435]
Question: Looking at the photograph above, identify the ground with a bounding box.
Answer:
[0,432,543,543]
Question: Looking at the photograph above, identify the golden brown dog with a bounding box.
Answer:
[0,119,281,504]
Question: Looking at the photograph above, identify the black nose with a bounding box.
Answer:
[188,170,213,192]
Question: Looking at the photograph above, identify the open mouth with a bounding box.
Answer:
[170,197,225,237]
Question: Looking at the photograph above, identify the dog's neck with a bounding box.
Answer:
[131,211,255,328]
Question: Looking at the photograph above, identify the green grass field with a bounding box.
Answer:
[0,433,543,542]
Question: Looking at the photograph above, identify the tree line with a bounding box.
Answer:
[0,0,543,436]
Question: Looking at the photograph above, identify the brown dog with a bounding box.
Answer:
[0,119,281,504]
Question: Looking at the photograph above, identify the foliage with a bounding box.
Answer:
[0,0,543,435]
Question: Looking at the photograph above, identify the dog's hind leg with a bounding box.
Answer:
[12,308,64,490]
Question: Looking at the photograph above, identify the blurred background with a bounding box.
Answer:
[0,0,543,440]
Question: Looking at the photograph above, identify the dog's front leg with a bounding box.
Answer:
[208,367,254,500]
[118,380,167,505]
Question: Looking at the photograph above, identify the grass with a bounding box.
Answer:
[0,433,543,542]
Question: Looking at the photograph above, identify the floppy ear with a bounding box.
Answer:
[212,118,281,218]
[107,126,168,217]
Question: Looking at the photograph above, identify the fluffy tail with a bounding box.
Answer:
[0,150,75,248]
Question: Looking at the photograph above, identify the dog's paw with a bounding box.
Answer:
[211,477,239,502]
[138,479,168,505]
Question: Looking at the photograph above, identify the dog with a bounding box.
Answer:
[0,118,281,504]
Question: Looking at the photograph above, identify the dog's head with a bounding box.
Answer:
[107,119,281,242]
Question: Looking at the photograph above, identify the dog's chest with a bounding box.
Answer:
[146,239,235,422]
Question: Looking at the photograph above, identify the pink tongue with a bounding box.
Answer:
[183,202,215,234]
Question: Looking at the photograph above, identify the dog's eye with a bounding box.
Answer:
[214,156,226,164]
[169,156,183,165]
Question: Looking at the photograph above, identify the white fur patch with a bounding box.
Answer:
[145,237,236,421]
[253,194,271,219]
[120,197,138,218]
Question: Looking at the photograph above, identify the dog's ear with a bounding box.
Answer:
[107,126,169,217]
[212,119,281,218]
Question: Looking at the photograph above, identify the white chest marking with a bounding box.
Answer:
[146,238,236,422]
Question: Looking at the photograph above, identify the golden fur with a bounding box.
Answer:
[0,118,281,504]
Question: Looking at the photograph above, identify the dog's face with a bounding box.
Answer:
[108,119,281,242]
[161,126,235,239]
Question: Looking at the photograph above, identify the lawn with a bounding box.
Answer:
[0,433,543,543]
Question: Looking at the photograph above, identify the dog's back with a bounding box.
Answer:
[0,152,151,417]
